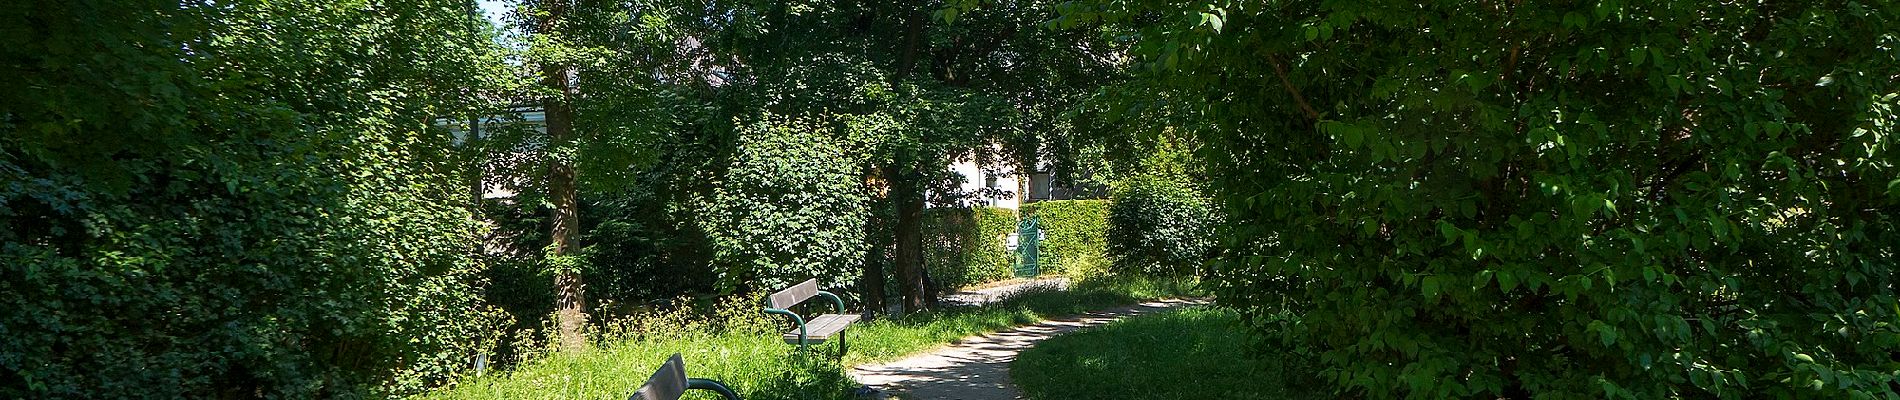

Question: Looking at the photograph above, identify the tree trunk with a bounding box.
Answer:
[860,171,888,317]
[545,69,588,351]
[549,158,586,351]
[535,0,587,351]
[890,166,927,314]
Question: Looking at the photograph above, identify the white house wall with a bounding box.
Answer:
[946,159,1021,210]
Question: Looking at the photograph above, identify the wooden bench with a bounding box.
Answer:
[630,354,740,400]
[761,278,859,355]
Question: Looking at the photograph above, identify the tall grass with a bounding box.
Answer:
[417,277,1199,400]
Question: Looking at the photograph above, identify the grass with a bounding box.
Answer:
[417,276,1197,400]
[1011,306,1324,400]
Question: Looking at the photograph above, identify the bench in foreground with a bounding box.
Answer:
[630,354,740,400]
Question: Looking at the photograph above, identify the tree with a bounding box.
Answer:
[1063,1,1900,398]
[519,0,592,352]
[501,0,689,351]
[1,0,510,396]
[681,0,1123,314]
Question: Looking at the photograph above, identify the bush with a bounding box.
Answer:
[1106,176,1216,277]
[924,206,1019,291]
[702,115,868,292]
[1021,200,1110,278]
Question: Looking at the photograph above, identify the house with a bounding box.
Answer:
[943,158,1102,210]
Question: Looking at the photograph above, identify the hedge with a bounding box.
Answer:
[1021,200,1110,278]
[924,206,1019,291]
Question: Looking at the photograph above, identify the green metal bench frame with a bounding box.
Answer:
[630,354,740,400]
[761,278,852,355]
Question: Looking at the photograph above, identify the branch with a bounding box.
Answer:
[1267,53,1320,120]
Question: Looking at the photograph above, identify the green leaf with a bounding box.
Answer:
[1498,269,1519,293]
[1202,12,1224,32]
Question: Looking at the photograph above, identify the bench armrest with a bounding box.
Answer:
[762,308,807,346]
[686,378,741,400]
[813,290,846,315]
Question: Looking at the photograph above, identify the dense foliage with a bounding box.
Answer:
[1,0,508,397]
[1063,0,1900,398]
[1021,200,1111,277]
[1106,176,1216,277]
[924,206,1020,290]
[703,116,869,292]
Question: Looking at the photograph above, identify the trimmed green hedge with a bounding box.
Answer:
[925,206,1018,290]
[1021,200,1110,278]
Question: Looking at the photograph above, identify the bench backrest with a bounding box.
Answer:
[631,354,689,400]
[767,278,819,310]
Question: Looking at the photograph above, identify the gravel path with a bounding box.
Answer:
[940,277,1069,307]
[848,298,1204,400]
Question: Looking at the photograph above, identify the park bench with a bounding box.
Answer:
[630,354,740,400]
[761,278,859,355]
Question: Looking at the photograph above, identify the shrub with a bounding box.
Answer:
[1106,176,1216,277]
[702,115,868,292]
[924,206,1019,290]
[1021,200,1110,278]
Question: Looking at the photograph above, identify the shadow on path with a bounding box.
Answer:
[849,299,1205,400]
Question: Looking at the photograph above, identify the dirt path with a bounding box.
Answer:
[848,298,1204,400]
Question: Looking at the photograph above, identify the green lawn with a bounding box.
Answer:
[418,277,1196,400]
[1012,306,1324,400]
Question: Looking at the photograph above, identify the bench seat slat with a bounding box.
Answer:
[781,314,859,344]
[767,279,820,310]
[632,354,689,400]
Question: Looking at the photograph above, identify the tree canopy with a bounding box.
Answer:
[3,0,508,396]
[1060,0,1900,397]
[4,0,1896,398]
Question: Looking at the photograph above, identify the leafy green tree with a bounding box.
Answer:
[682,0,1123,313]
[1,0,509,397]
[516,0,594,352]
[489,0,696,351]
[1064,1,1900,398]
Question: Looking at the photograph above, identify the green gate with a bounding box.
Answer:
[1014,216,1041,278]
